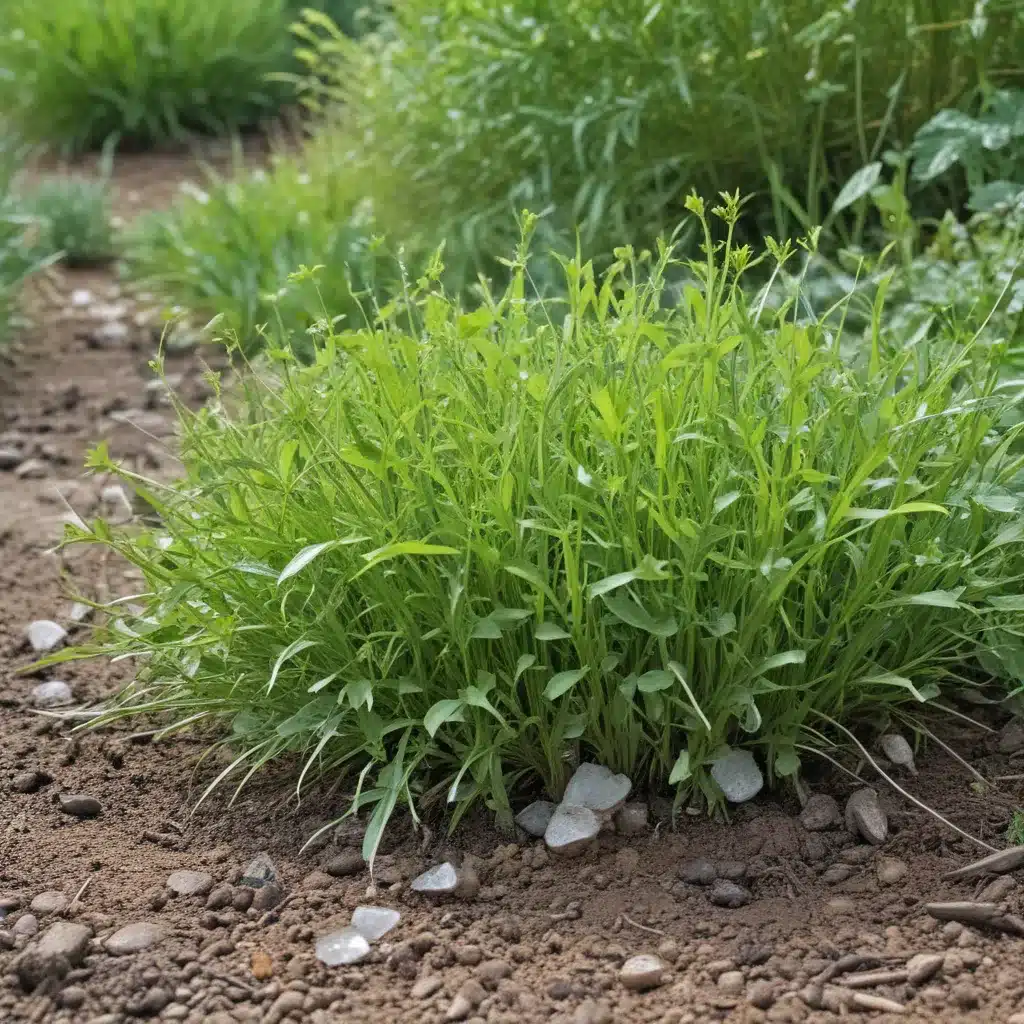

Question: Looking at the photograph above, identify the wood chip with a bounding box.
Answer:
[943,846,1024,881]
[840,969,909,988]
[852,992,906,1013]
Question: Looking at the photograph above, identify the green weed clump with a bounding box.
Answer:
[124,139,389,357]
[52,199,1024,859]
[298,0,1024,286]
[0,0,295,153]
[22,176,115,266]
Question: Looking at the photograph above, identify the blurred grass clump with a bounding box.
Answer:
[295,0,1024,286]
[123,137,394,357]
[51,199,1024,855]
[21,175,115,266]
[0,0,296,153]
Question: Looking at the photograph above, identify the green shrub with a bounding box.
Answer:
[0,0,295,153]
[299,0,1024,285]
[51,200,1024,857]
[22,175,114,266]
[123,137,391,357]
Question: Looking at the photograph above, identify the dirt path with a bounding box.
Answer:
[3,154,1024,1024]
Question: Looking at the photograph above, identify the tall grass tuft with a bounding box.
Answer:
[48,198,1024,858]
[297,0,1024,284]
[22,175,115,267]
[0,0,295,153]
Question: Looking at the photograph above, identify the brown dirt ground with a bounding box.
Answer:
[4,153,1024,1024]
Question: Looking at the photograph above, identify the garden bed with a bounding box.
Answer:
[3,152,1024,1024]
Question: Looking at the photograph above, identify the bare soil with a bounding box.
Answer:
[4,153,1024,1024]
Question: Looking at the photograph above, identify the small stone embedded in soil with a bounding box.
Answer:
[709,879,752,908]
[515,800,555,837]
[204,884,234,910]
[105,921,166,955]
[31,680,73,708]
[315,926,371,966]
[251,882,283,911]
[845,788,888,845]
[59,793,102,818]
[906,953,944,986]
[717,970,745,995]
[166,870,214,897]
[411,975,443,999]
[544,803,601,856]
[614,801,649,835]
[239,851,277,888]
[35,920,92,963]
[822,864,854,885]
[747,980,777,1009]
[351,906,401,942]
[800,793,841,831]
[411,862,459,895]
[710,749,763,803]
[11,771,47,793]
[877,857,909,885]
[562,762,632,815]
[879,733,916,774]
[325,850,364,877]
[620,953,668,991]
[998,720,1024,754]
[25,620,68,653]
[445,978,486,1021]
[12,914,39,936]
[573,1001,613,1024]
[29,891,67,916]
[978,875,1016,902]
[679,858,717,885]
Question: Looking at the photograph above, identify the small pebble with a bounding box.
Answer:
[845,788,888,845]
[29,891,67,916]
[799,794,841,831]
[515,800,556,837]
[620,953,668,991]
[613,801,649,835]
[31,681,73,708]
[876,857,908,886]
[709,879,752,908]
[315,927,370,966]
[166,870,214,897]
[25,620,68,653]
[325,850,364,877]
[350,906,401,942]
[544,803,601,857]
[718,970,745,995]
[58,793,101,818]
[105,921,166,955]
[679,858,717,886]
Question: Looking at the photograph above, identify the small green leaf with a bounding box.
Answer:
[669,750,691,784]
[637,669,674,692]
[832,161,883,213]
[751,650,806,675]
[424,698,465,737]
[602,592,677,636]
[713,490,741,514]
[902,588,964,608]
[535,622,571,640]
[543,667,589,700]
[707,611,737,637]
[277,541,336,584]
[587,554,671,599]
[774,747,801,776]
[268,638,318,691]
[513,654,537,682]
[353,541,460,580]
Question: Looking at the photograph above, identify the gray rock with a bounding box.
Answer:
[68,602,92,624]
[678,858,717,885]
[716,860,747,881]
[166,870,214,897]
[29,891,67,916]
[25,620,68,653]
[619,954,667,991]
[515,800,555,838]
[710,749,763,803]
[613,801,649,836]
[325,850,364,877]
[127,985,170,1016]
[239,852,276,888]
[879,733,916,774]
[31,681,73,708]
[906,953,944,986]
[562,763,632,816]
[410,862,458,895]
[718,970,745,995]
[12,914,38,937]
[544,804,600,857]
[822,864,854,884]
[36,921,91,963]
[799,793,841,832]
[845,789,888,845]
[105,921,166,955]
[59,793,101,818]
[350,906,401,942]
[315,926,370,966]
[709,879,752,908]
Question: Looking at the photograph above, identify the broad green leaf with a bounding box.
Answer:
[535,622,571,640]
[543,667,589,700]
[713,490,741,514]
[343,678,373,712]
[463,685,506,725]
[751,649,806,675]
[668,750,691,784]
[988,595,1024,611]
[278,439,299,483]
[859,672,932,702]
[831,161,883,213]
[470,617,503,640]
[513,654,537,682]
[308,670,340,694]
[707,611,736,637]
[563,714,587,740]
[353,541,460,580]
[268,638,318,691]
[587,554,671,599]
[424,699,465,737]
[602,592,677,637]
[902,588,964,608]
[845,501,947,521]
[637,669,675,692]
[774,748,801,776]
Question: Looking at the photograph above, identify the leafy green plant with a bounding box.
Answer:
[0,0,295,153]
[22,175,115,266]
[0,139,54,347]
[123,136,394,357]
[295,0,1024,288]
[47,198,1024,859]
